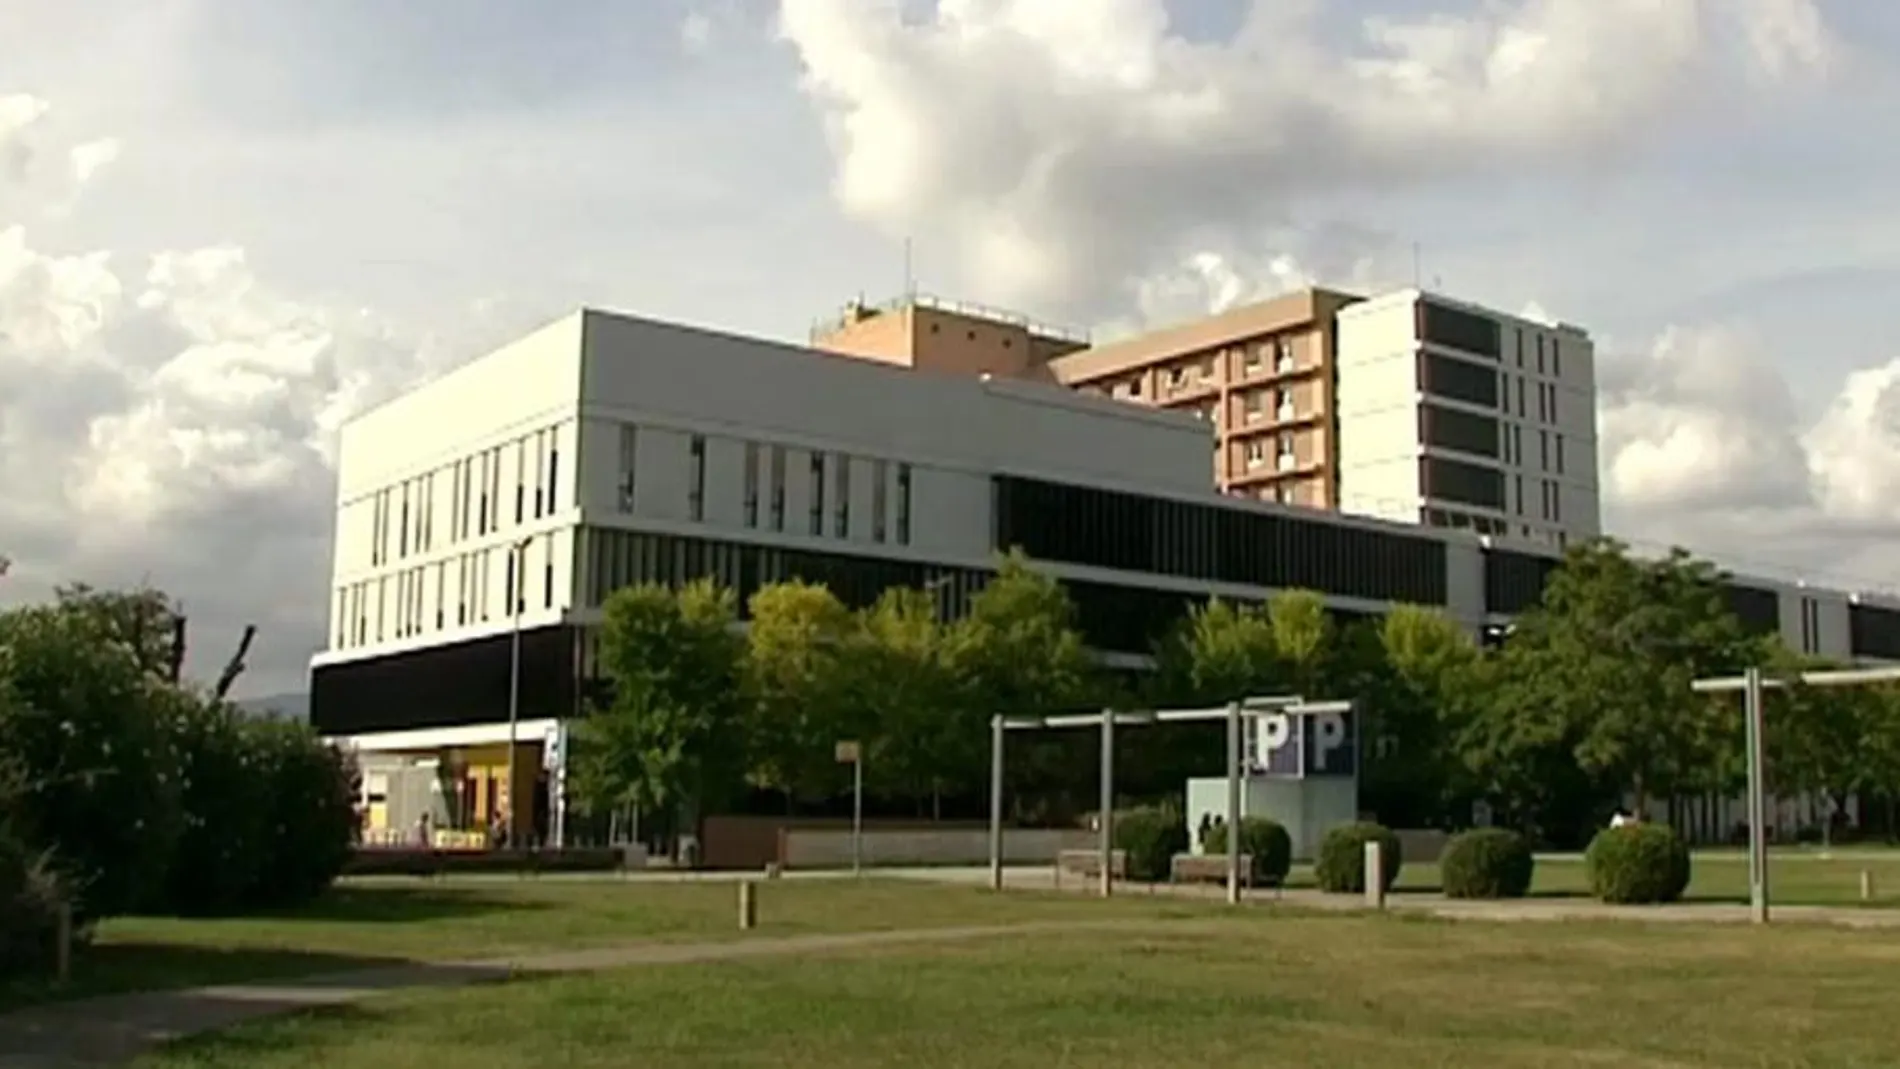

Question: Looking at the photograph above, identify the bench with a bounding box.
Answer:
[1170,853,1254,888]
[1053,848,1127,888]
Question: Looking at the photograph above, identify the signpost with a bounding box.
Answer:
[836,740,864,875]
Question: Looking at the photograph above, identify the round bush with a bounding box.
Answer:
[1441,828,1535,899]
[1314,822,1403,894]
[1202,817,1293,887]
[1585,823,1691,904]
[1111,806,1188,883]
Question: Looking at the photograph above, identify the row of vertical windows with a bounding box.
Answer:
[611,422,912,548]
[992,476,1447,605]
[334,536,557,650]
[1420,404,1499,459]
[1420,352,1498,409]
[1421,456,1505,511]
[1850,604,1900,660]
[367,425,564,569]
[1418,300,1502,360]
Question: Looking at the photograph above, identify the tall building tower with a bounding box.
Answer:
[1333,289,1601,548]
[1045,288,1364,508]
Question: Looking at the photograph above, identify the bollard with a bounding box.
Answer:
[1363,841,1386,910]
[54,902,72,986]
[763,862,782,881]
[738,880,757,931]
[1862,869,1876,902]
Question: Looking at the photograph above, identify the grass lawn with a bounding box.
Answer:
[137,912,1900,1068]
[0,879,1201,1012]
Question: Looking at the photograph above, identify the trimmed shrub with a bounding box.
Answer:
[1112,806,1188,882]
[1315,821,1403,894]
[247,721,361,908]
[1585,823,1691,904]
[158,696,272,915]
[343,848,625,878]
[1441,828,1535,899]
[1202,817,1294,887]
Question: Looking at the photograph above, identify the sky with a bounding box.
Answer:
[3,0,1900,696]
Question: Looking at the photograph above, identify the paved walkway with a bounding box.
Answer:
[0,921,1130,1069]
[890,864,1900,927]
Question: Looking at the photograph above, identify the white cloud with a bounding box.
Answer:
[69,138,120,185]
[0,97,492,695]
[1597,324,1900,595]
[779,0,1838,319]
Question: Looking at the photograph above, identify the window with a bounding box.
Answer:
[1551,342,1562,379]
[1275,339,1294,373]
[1548,387,1559,423]
[689,435,707,522]
[896,463,913,545]
[835,454,851,537]
[1516,377,1526,417]
[514,440,526,524]
[743,442,761,527]
[1418,300,1501,359]
[1539,430,1549,471]
[477,452,491,535]
[617,425,638,512]
[504,552,516,619]
[532,431,545,519]
[871,459,888,542]
[1422,456,1506,510]
[1243,344,1262,372]
[456,556,468,625]
[434,563,445,630]
[547,439,560,514]
[543,535,555,609]
[487,448,501,532]
[770,446,787,531]
[1536,335,1546,375]
[1551,483,1562,523]
[1514,474,1524,515]
[1243,390,1263,418]
[1420,352,1499,408]
[809,450,826,535]
[334,588,347,647]
[1421,404,1500,458]
[399,483,411,558]
[1276,388,1295,420]
[375,576,387,642]
[450,461,463,542]
[1515,328,1524,367]
[1554,434,1565,474]
[1245,438,1267,466]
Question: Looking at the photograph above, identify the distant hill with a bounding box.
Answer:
[233,692,309,722]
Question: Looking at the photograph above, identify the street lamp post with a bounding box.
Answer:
[506,535,533,850]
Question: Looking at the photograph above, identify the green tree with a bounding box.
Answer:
[945,552,1095,819]
[851,586,961,816]
[1366,604,1486,826]
[744,580,860,807]
[1151,597,1280,705]
[0,603,183,919]
[1467,539,1752,842]
[53,582,185,681]
[156,689,272,915]
[572,581,747,826]
[1266,588,1333,694]
[1769,652,1896,837]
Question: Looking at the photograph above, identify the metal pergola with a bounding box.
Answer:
[986,695,1352,903]
[1691,663,1900,924]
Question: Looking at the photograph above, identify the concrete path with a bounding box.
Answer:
[892,864,1900,927]
[0,921,1128,1069]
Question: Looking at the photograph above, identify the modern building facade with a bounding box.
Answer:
[809,292,1089,381]
[1335,289,1601,548]
[311,307,1900,842]
[1045,287,1362,508]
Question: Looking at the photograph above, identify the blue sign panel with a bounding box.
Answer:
[1247,708,1357,779]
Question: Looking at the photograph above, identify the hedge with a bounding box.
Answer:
[1202,817,1293,887]
[1314,821,1403,894]
[1111,806,1187,882]
[1441,828,1535,899]
[1585,823,1691,904]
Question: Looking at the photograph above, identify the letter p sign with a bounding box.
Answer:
[1303,712,1355,776]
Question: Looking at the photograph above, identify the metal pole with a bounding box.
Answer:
[851,753,864,876]
[1225,700,1242,905]
[1743,665,1769,924]
[1099,709,1115,898]
[988,714,1004,892]
[506,545,524,849]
